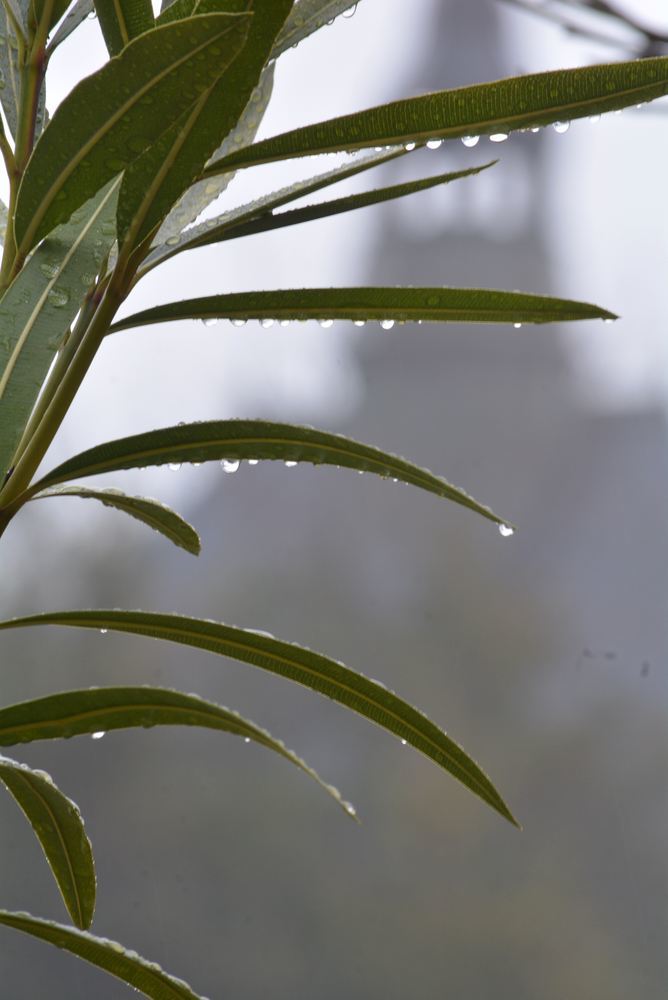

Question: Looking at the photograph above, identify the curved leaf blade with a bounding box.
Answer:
[47,0,95,55]
[94,0,154,57]
[0,756,95,929]
[0,686,354,815]
[28,419,509,527]
[0,911,203,999]
[30,486,201,555]
[109,287,617,332]
[204,56,668,173]
[0,611,519,825]
[0,179,120,484]
[14,12,252,254]
[272,0,362,58]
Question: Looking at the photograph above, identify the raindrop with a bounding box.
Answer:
[230,318,246,327]
[461,135,479,148]
[343,801,357,817]
[244,737,251,743]
[284,460,297,468]
[248,459,259,466]
[530,126,541,134]
[380,319,395,330]
[489,132,508,143]
[99,629,108,635]
[553,121,570,134]
[47,287,70,308]
[221,459,240,473]
[498,523,514,537]
[513,322,522,329]
[319,319,334,328]
[401,739,407,746]
[353,320,366,327]
[426,138,442,150]
[279,319,291,327]
[342,3,357,16]
[260,318,275,328]
[91,731,105,740]
[603,318,614,325]
[404,141,416,151]
[168,463,181,472]
[201,318,217,327]
[39,262,59,280]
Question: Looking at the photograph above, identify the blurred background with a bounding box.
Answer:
[1,0,668,996]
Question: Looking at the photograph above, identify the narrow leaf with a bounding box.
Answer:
[146,144,404,271]
[1,0,27,43]
[116,0,292,249]
[14,12,253,254]
[0,911,203,999]
[204,56,668,174]
[0,0,45,142]
[31,486,201,555]
[0,611,519,825]
[108,286,617,333]
[272,0,362,58]
[0,756,95,929]
[0,686,355,816]
[94,0,154,56]
[27,419,509,527]
[32,0,71,36]
[47,0,94,54]
[0,179,120,484]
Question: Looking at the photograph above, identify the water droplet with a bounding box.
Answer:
[426,138,442,150]
[342,2,357,16]
[380,319,395,330]
[91,731,105,740]
[530,126,541,134]
[343,800,357,817]
[279,319,290,327]
[513,322,522,329]
[260,318,274,328]
[244,736,251,743]
[221,459,240,473]
[284,460,297,468]
[99,629,108,635]
[201,318,217,327]
[353,320,366,327]
[404,141,416,151]
[248,459,259,466]
[489,132,508,143]
[47,287,70,308]
[168,463,181,472]
[603,318,614,325]
[553,120,570,134]
[230,318,246,327]
[498,523,514,537]
[401,739,407,746]
[461,135,479,147]
[319,319,334,328]
[38,262,59,280]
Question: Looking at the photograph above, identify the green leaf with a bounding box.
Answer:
[0,0,45,142]
[0,911,204,999]
[145,144,404,271]
[272,0,362,58]
[153,61,275,247]
[203,56,668,173]
[0,756,95,929]
[108,286,617,333]
[179,162,498,250]
[30,486,201,555]
[0,685,355,815]
[14,12,253,255]
[47,0,94,55]
[31,0,71,36]
[27,419,509,527]
[116,0,292,250]
[1,0,27,44]
[0,179,120,485]
[94,0,154,56]
[0,611,519,825]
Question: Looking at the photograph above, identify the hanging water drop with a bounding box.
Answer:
[284,460,297,468]
[589,114,601,123]
[99,628,108,635]
[426,138,442,150]
[248,459,259,466]
[401,739,407,746]
[343,801,357,817]
[221,459,240,473]
[230,318,246,327]
[513,322,522,329]
[498,523,514,537]
[168,463,181,472]
[201,318,217,327]
[244,736,251,743]
[380,319,395,330]
[319,319,334,328]
[404,141,416,151]
[279,319,291,327]
[353,320,366,327]
[553,121,570,134]
[490,132,508,143]
[461,135,479,148]
[91,731,106,740]
[530,126,541,134]
[603,318,614,325]
[342,3,357,16]
[260,318,274,328]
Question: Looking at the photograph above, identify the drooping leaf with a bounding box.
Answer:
[94,0,154,56]
[0,179,120,485]
[145,144,404,271]
[108,286,617,334]
[0,685,356,816]
[30,486,201,555]
[116,0,293,250]
[26,419,510,527]
[272,0,362,58]
[203,56,668,174]
[0,756,95,929]
[153,62,275,247]
[171,161,498,251]
[46,0,94,55]
[0,911,204,999]
[0,611,519,825]
[14,11,253,255]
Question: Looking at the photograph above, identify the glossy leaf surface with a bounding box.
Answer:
[0,756,95,929]
[94,0,154,56]
[205,56,668,172]
[0,179,120,484]
[28,419,508,527]
[272,0,361,58]
[30,486,201,555]
[14,12,252,254]
[0,686,353,814]
[0,911,203,999]
[0,611,519,825]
